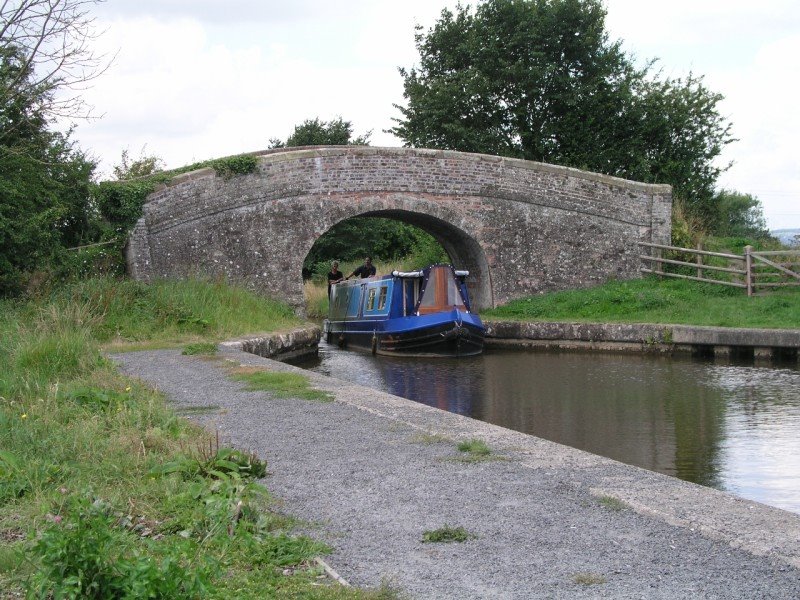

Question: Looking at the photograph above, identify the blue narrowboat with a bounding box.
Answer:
[324,264,484,357]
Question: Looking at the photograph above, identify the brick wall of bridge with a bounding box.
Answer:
[127,147,671,311]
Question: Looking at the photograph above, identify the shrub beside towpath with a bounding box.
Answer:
[0,277,392,598]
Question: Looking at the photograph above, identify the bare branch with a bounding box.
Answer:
[1,0,110,121]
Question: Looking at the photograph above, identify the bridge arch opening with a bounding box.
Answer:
[301,210,493,315]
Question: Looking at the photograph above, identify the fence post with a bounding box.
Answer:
[696,241,703,279]
[654,246,663,277]
[745,245,753,296]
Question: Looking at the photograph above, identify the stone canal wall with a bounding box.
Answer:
[484,320,800,360]
[218,322,800,363]
[221,326,320,361]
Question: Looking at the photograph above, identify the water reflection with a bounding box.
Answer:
[295,343,800,514]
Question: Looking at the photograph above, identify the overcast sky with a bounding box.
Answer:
[73,0,800,229]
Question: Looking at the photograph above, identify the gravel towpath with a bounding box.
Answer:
[111,346,800,599]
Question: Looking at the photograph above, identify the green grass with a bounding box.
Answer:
[597,495,628,511]
[482,277,800,329]
[182,342,218,355]
[55,276,300,348]
[230,368,334,403]
[421,525,476,543]
[457,439,492,456]
[449,438,504,464]
[0,277,381,598]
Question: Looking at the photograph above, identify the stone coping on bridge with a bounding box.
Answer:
[484,319,800,357]
[147,145,672,198]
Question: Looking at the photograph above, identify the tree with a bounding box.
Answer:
[0,0,108,124]
[269,117,371,148]
[391,0,734,226]
[302,217,447,279]
[711,190,770,239]
[0,1,105,296]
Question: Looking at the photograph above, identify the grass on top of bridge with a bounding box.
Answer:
[482,276,800,330]
[0,277,397,599]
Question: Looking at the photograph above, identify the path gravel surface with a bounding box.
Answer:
[111,346,800,599]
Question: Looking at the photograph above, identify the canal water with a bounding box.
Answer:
[294,342,800,515]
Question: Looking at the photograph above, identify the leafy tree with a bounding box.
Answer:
[711,189,771,239]
[0,0,106,296]
[303,218,434,278]
[269,117,371,148]
[392,0,734,227]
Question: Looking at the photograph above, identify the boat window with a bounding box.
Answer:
[366,288,376,311]
[378,286,388,310]
[418,266,466,314]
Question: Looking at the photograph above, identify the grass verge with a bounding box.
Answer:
[0,277,387,598]
[229,367,334,403]
[482,277,800,329]
[182,342,218,356]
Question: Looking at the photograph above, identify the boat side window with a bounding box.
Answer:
[367,288,376,311]
[378,286,388,310]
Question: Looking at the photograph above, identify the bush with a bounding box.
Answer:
[28,496,212,599]
[149,447,267,481]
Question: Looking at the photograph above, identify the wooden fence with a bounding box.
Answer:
[639,242,800,296]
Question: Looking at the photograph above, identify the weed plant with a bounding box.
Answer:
[457,439,492,456]
[421,525,476,543]
[483,277,800,329]
[597,495,628,511]
[451,439,503,464]
[0,277,380,598]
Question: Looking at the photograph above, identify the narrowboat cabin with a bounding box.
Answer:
[324,264,484,357]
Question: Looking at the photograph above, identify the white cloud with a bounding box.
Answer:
[70,1,800,228]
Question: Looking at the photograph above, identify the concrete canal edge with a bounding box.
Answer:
[223,324,800,567]
[211,321,800,568]
[484,320,800,361]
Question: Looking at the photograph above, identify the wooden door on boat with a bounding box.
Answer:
[417,266,467,314]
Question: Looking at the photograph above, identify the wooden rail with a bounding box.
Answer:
[638,242,800,296]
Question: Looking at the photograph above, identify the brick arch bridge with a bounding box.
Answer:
[126,146,671,312]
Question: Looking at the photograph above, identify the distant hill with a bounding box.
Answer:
[771,229,800,246]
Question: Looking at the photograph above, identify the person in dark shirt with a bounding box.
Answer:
[327,261,344,297]
[346,256,376,280]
